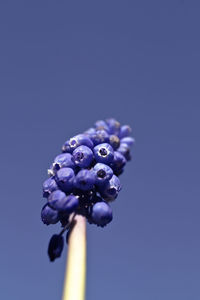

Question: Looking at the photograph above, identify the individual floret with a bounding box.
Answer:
[93,143,114,164]
[91,201,113,227]
[72,145,94,168]
[84,127,96,136]
[61,195,79,213]
[89,129,110,146]
[74,169,95,191]
[106,118,121,135]
[93,163,113,186]
[55,167,75,193]
[48,234,64,262]
[109,135,120,150]
[53,153,75,171]
[41,204,59,225]
[117,143,131,161]
[95,120,109,132]
[118,125,132,139]
[62,134,93,153]
[120,137,135,147]
[48,190,78,212]
[110,151,126,174]
[43,177,58,198]
[99,175,121,201]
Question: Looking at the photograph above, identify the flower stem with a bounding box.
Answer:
[62,214,86,300]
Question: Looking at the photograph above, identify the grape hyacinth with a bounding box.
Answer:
[41,118,134,261]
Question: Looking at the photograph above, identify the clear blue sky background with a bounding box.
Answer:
[0,1,200,299]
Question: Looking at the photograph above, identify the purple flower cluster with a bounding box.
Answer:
[41,118,134,261]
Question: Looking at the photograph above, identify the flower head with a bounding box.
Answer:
[41,118,134,260]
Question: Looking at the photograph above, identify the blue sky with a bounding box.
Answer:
[0,1,200,299]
